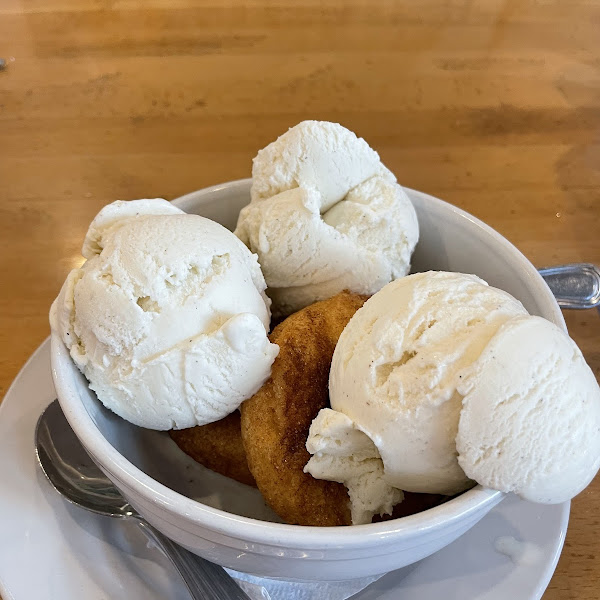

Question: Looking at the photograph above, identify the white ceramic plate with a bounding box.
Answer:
[0,340,568,600]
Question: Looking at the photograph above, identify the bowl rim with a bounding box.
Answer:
[52,179,563,549]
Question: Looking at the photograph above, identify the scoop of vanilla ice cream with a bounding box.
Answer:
[82,198,183,258]
[235,121,419,316]
[457,315,600,504]
[236,179,417,316]
[304,408,403,525]
[250,120,394,212]
[50,200,279,430]
[322,272,528,495]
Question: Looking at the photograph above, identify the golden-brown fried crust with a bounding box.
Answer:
[169,411,256,487]
[372,493,449,523]
[240,290,369,526]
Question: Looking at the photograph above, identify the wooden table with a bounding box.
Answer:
[1,1,598,597]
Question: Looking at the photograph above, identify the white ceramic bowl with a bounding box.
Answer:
[51,180,565,581]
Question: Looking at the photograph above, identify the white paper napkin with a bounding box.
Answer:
[226,569,385,600]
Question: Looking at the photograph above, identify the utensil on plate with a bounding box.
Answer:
[34,399,252,600]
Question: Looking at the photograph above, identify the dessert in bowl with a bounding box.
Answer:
[52,178,568,581]
[50,122,599,582]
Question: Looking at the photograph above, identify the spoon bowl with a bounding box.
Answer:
[35,399,253,600]
[36,399,134,518]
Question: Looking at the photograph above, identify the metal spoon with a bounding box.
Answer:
[35,399,252,600]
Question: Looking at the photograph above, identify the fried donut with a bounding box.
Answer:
[240,290,369,526]
[169,411,256,487]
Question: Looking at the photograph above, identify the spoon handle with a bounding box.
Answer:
[538,263,600,309]
[136,520,253,600]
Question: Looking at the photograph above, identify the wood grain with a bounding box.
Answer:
[0,1,598,597]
